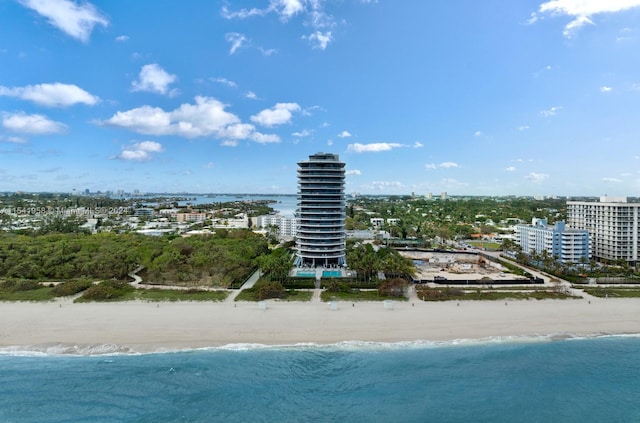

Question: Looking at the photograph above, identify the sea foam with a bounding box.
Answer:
[3,332,639,357]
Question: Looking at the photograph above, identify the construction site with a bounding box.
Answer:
[399,250,535,284]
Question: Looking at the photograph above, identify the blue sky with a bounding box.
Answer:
[2,0,640,196]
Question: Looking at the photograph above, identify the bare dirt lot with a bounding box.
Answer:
[400,251,528,282]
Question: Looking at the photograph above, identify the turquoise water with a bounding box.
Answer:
[296,270,342,278]
[2,336,640,422]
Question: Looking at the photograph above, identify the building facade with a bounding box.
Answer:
[515,218,590,264]
[256,214,297,240]
[295,152,346,267]
[567,196,640,265]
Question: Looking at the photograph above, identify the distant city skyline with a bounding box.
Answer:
[2,1,640,196]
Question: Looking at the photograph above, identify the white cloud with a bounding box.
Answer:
[220,5,268,19]
[535,0,640,38]
[506,166,517,172]
[217,123,253,140]
[251,132,281,144]
[617,27,634,41]
[346,169,361,176]
[562,15,593,38]
[258,47,277,56]
[348,142,403,153]
[101,96,279,143]
[338,130,352,138]
[115,35,129,42]
[474,130,483,137]
[221,0,373,50]
[440,162,459,169]
[114,140,164,161]
[213,77,237,88]
[251,103,300,127]
[2,112,67,134]
[517,125,530,131]
[525,172,549,183]
[425,162,459,169]
[301,105,324,116]
[327,140,333,146]
[0,82,99,107]
[275,0,304,20]
[364,181,404,191]
[222,0,304,21]
[19,0,108,42]
[540,106,562,117]
[602,177,623,183]
[221,140,238,147]
[600,86,613,93]
[0,135,27,144]
[131,64,178,96]
[304,31,332,50]
[539,0,640,18]
[413,141,424,148]
[525,12,539,25]
[245,91,258,99]
[225,32,248,55]
[292,129,312,137]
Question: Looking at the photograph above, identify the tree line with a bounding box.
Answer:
[0,230,268,287]
[346,242,415,281]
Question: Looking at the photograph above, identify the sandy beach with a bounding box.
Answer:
[1,294,639,353]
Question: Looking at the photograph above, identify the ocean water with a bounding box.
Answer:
[1,336,640,422]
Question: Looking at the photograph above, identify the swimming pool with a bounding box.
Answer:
[322,270,342,278]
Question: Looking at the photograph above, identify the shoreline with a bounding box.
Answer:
[2,297,639,354]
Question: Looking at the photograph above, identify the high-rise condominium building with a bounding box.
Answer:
[567,196,640,265]
[514,218,589,264]
[295,152,346,267]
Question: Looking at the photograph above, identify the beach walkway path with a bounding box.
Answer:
[311,289,322,303]
[225,269,261,302]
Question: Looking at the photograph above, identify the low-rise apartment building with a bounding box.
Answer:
[515,218,590,264]
[256,214,297,240]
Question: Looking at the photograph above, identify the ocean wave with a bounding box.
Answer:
[3,333,640,357]
[0,343,138,357]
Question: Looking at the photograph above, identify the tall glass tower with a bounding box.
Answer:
[295,152,346,268]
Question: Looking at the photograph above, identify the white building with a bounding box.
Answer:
[295,152,346,267]
[515,218,589,264]
[256,214,297,239]
[567,196,640,265]
[211,214,249,229]
[175,212,207,222]
[370,217,385,228]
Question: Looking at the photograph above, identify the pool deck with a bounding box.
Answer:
[291,267,346,278]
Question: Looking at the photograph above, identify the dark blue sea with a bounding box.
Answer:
[2,336,639,422]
